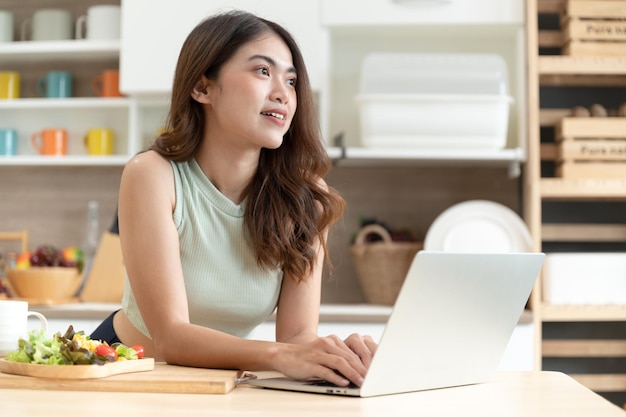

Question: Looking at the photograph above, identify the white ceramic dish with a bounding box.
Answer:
[356,93,512,149]
[356,53,512,150]
[424,200,533,253]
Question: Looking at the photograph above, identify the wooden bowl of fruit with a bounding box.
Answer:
[6,244,84,301]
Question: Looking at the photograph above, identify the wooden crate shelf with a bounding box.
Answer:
[530,2,626,399]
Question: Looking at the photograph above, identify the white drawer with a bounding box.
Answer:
[321,0,523,26]
[121,0,325,94]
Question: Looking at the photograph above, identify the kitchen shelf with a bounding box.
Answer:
[0,97,130,110]
[0,155,129,166]
[331,147,525,175]
[541,304,626,322]
[0,40,120,64]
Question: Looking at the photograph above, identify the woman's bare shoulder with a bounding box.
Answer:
[123,150,172,181]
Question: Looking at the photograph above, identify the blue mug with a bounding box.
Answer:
[37,71,72,98]
[0,128,18,156]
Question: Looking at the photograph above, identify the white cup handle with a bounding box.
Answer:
[75,15,87,39]
[20,17,31,41]
[27,311,48,333]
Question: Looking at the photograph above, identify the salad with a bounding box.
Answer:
[5,325,145,365]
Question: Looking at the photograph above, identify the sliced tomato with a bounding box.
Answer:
[132,345,145,359]
[95,344,118,362]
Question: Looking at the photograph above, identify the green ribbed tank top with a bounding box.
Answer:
[122,158,283,339]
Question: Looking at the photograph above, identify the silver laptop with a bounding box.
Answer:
[248,251,545,397]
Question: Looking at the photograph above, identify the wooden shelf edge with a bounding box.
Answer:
[542,223,626,242]
[542,339,626,357]
[0,97,131,110]
[540,304,626,321]
[541,178,626,199]
[570,374,626,393]
[0,156,129,167]
[538,56,626,76]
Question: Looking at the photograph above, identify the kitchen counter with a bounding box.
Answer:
[29,302,533,324]
[0,370,624,416]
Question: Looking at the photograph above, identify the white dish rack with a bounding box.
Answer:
[355,53,513,150]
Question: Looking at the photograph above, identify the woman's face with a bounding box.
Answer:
[203,32,297,151]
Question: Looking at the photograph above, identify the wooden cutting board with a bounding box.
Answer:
[0,358,155,379]
[0,362,241,394]
[79,231,126,303]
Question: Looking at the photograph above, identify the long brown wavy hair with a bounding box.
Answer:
[150,10,345,282]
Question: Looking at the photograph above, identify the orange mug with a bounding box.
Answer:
[91,69,123,98]
[31,128,67,156]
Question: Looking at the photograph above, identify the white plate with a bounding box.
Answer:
[424,200,533,253]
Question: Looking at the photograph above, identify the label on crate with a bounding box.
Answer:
[560,139,626,161]
[564,19,626,41]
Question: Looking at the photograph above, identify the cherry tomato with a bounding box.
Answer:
[95,344,118,362]
[132,345,145,359]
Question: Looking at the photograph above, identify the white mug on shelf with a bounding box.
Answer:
[75,5,121,40]
[0,300,48,357]
[0,10,14,42]
[21,9,73,41]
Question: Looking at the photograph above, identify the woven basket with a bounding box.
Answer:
[350,224,423,306]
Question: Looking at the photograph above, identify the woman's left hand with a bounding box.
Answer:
[343,333,378,368]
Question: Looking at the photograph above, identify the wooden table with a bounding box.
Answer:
[0,371,624,416]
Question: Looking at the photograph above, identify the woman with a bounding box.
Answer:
[90,10,376,387]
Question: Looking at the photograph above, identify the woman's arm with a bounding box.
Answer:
[274,194,378,383]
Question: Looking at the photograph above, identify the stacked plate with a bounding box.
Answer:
[424,200,533,253]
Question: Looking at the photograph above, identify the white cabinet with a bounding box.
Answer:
[320,0,527,171]
[119,0,325,95]
[321,0,523,26]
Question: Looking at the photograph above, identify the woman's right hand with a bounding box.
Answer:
[273,335,372,387]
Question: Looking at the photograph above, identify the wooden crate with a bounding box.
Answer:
[561,0,626,56]
[564,0,626,20]
[555,117,626,178]
[564,40,626,57]
[557,161,626,178]
[555,117,626,139]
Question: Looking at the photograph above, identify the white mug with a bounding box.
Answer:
[0,10,14,42]
[75,5,120,40]
[21,9,73,41]
[0,300,48,357]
